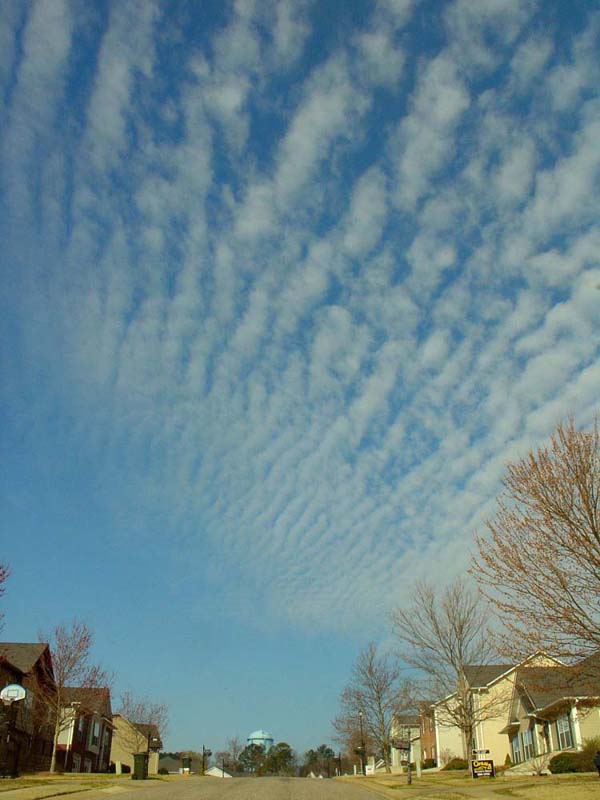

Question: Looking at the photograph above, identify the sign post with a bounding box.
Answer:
[0,685,27,778]
[471,750,495,779]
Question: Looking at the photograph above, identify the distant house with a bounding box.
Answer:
[158,755,181,773]
[390,713,421,769]
[0,642,56,773]
[205,765,232,778]
[55,687,113,773]
[110,714,163,775]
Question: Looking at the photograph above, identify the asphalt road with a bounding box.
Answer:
[69,778,381,800]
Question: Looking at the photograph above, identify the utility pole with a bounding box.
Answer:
[359,711,366,775]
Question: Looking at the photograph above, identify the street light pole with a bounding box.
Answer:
[405,727,412,786]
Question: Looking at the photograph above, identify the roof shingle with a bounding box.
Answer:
[0,642,49,674]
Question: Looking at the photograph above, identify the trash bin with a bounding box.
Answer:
[132,753,149,780]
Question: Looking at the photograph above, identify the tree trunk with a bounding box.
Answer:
[50,719,61,773]
[462,724,473,761]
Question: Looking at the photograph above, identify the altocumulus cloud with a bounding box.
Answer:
[1,0,599,631]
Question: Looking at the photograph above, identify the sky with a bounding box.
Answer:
[1,0,599,757]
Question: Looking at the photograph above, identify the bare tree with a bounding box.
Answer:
[333,643,413,773]
[38,620,111,772]
[474,416,600,665]
[390,579,505,759]
[116,690,169,740]
[226,736,243,761]
[224,736,243,771]
[332,707,373,767]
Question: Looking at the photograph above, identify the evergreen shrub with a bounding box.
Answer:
[441,757,468,770]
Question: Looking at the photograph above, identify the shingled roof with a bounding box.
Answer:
[0,642,50,674]
[63,686,112,717]
[516,665,600,713]
[134,722,163,750]
[463,663,515,688]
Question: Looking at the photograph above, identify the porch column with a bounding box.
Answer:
[570,707,582,750]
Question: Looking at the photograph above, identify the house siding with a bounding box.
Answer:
[109,716,160,775]
[578,708,600,742]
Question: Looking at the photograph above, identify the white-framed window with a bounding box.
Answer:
[77,716,85,742]
[511,734,522,763]
[557,715,573,750]
[522,728,535,760]
[91,721,100,747]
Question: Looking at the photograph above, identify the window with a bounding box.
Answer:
[72,754,81,773]
[522,728,535,760]
[77,716,85,742]
[91,721,100,747]
[557,715,573,750]
[511,735,522,763]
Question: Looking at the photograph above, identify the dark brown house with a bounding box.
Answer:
[0,642,56,773]
[55,687,113,773]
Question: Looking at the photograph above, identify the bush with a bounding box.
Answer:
[579,737,600,772]
[548,752,581,773]
[422,758,436,769]
[157,767,169,775]
[504,753,513,767]
[441,757,468,770]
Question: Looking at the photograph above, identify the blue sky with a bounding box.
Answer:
[1,0,599,756]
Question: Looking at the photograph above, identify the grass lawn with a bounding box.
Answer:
[341,769,600,799]
[0,773,160,795]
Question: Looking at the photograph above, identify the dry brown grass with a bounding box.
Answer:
[340,770,600,799]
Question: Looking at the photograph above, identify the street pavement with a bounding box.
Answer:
[0,775,526,800]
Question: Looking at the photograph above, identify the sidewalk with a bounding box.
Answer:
[0,778,136,800]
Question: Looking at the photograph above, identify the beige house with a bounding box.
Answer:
[428,652,600,770]
[109,714,162,775]
[431,654,560,766]
[503,660,600,765]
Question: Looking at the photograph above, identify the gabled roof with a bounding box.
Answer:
[394,713,420,726]
[0,642,50,674]
[516,664,600,714]
[463,664,515,688]
[134,722,163,750]
[63,686,112,718]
